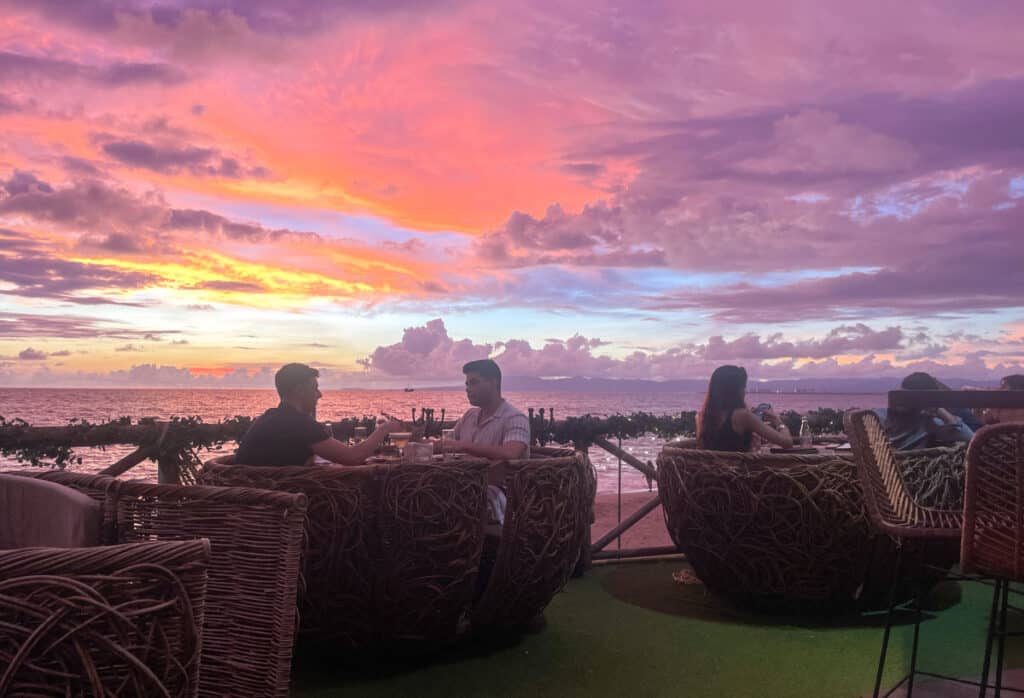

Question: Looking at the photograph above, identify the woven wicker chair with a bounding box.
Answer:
[473,448,595,628]
[0,539,210,698]
[200,456,490,649]
[10,471,308,698]
[960,422,1024,695]
[658,447,875,611]
[845,409,971,697]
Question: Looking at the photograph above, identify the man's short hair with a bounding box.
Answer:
[463,359,501,390]
[901,372,947,391]
[275,363,319,398]
[1003,374,1024,391]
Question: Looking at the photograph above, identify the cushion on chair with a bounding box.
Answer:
[0,474,102,549]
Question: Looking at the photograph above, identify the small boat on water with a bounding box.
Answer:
[404,387,415,392]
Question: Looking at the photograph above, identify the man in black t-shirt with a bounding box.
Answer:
[236,363,402,466]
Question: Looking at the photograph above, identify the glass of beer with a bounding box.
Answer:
[390,431,413,460]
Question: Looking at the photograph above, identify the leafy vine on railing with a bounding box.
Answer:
[528,407,846,446]
[0,416,83,467]
[0,407,851,472]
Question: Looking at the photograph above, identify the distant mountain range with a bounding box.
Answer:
[484,376,1004,393]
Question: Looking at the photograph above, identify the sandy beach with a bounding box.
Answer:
[590,490,674,550]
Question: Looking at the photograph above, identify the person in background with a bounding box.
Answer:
[436,359,530,524]
[984,374,1024,424]
[435,358,530,599]
[236,363,403,466]
[696,365,792,451]
[885,372,974,450]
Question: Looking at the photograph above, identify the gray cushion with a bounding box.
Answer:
[0,474,102,549]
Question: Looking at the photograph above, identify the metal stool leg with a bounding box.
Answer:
[995,580,1010,697]
[907,592,924,697]
[875,543,904,698]
[980,579,1003,698]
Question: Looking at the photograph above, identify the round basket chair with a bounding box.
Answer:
[201,456,490,650]
[474,446,596,629]
[657,445,964,613]
[203,446,596,640]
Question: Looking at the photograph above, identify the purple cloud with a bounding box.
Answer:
[99,139,267,178]
[18,348,47,360]
[700,325,906,361]
[0,312,178,340]
[0,50,185,86]
[10,0,455,36]
[3,171,53,196]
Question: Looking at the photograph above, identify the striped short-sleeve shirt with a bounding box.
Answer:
[452,400,530,524]
[452,399,531,456]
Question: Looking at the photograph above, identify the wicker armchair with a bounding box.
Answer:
[113,482,307,698]
[473,448,594,628]
[0,539,210,698]
[10,471,308,698]
[200,457,490,649]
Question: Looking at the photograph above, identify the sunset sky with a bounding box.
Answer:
[1,0,1022,387]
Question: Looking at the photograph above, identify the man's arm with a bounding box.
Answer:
[441,439,526,461]
[311,421,403,465]
[438,412,530,461]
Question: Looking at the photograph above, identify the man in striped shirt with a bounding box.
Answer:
[439,359,530,523]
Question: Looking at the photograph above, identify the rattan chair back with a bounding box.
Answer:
[961,422,1024,578]
[113,482,307,698]
[844,409,961,537]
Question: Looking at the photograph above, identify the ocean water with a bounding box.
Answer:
[0,388,885,493]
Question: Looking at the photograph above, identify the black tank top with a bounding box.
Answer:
[707,409,753,452]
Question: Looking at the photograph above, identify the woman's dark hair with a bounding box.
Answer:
[697,365,748,448]
[1002,374,1024,391]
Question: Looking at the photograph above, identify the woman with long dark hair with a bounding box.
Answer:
[697,365,793,451]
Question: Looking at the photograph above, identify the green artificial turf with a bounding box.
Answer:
[290,560,1024,698]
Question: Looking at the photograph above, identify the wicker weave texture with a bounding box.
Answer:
[474,452,593,628]
[114,482,307,698]
[658,448,873,610]
[0,539,209,698]
[12,471,308,698]
[200,459,489,648]
[199,462,380,644]
[894,443,966,510]
[962,423,1024,579]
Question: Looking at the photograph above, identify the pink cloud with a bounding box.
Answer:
[358,318,493,378]
[357,320,1024,383]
